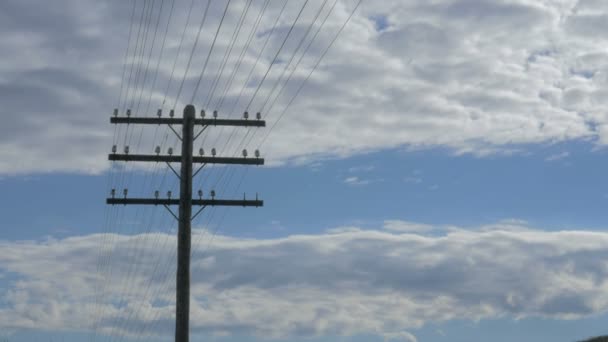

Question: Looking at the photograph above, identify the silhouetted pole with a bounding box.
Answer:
[175,105,194,342]
[107,105,265,342]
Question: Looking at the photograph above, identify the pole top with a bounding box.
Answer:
[184,104,196,119]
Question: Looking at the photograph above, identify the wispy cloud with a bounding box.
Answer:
[348,165,375,173]
[343,176,382,186]
[545,151,570,161]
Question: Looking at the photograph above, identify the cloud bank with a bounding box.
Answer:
[1,220,608,341]
[2,0,608,174]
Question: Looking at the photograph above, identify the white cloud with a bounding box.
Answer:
[3,0,608,174]
[1,221,608,340]
[343,175,377,186]
[348,165,375,173]
[383,220,434,234]
[545,151,570,161]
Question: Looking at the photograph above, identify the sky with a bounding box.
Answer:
[1,0,608,341]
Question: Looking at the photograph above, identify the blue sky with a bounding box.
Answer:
[2,0,608,342]
[3,144,608,342]
[4,141,608,240]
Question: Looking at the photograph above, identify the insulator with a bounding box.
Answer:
[123,188,128,197]
[112,145,117,154]
[213,110,218,118]
[254,149,260,158]
[170,109,175,118]
[113,108,118,117]
[154,190,159,199]
[168,147,173,155]
[157,109,162,117]
[211,148,216,156]
[124,146,130,154]
[167,191,172,198]
[242,149,248,158]
[155,146,161,155]
[210,190,216,198]
[244,111,249,120]
[111,189,116,197]
[243,192,246,200]
[198,190,203,198]
[256,112,261,120]
[126,109,131,117]
[200,110,206,118]
[199,148,204,156]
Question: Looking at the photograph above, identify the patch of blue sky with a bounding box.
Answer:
[9,312,608,342]
[369,14,389,32]
[411,313,608,342]
[1,139,607,242]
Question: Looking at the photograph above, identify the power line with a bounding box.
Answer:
[189,0,233,104]
[199,1,362,278]
[99,2,362,341]
[107,107,265,342]
[172,0,213,109]
[260,0,363,148]
[203,0,254,110]
[243,0,311,112]
[212,0,272,112]
[91,1,147,340]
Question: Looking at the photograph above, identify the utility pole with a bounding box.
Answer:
[107,104,264,342]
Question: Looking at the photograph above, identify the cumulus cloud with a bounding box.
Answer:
[2,0,608,174]
[1,221,608,340]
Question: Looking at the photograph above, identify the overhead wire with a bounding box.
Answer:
[190,0,310,244]
[188,2,363,320]
[196,0,316,200]
[219,0,363,229]
[259,0,363,148]
[102,2,190,341]
[212,0,272,113]
[181,3,335,327]
[90,1,149,340]
[98,1,362,340]
[222,0,330,159]
[121,0,156,148]
[109,1,247,336]
[189,0,234,104]
[94,1,162,340]
[123,0,260,335]
[104,1,214,340]
[197,0,286,150]
[202,0,254,110]
[171,0,213,110]
[107,1,180,336]
[228,0,339,160]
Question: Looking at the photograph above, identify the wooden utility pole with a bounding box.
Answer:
[176,106,194,342]
[107,104,264,342]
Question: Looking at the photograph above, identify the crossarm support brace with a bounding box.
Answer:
[191,205,207,221]
[169,125,182,141]
[192,163,206,178]
[166,162,181,180]
[193,126,207,141]
[163,204,179,221]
